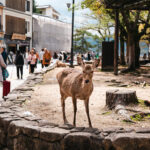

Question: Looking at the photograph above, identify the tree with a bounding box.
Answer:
[82,0,150,70]
[33,0,40,13]
[74,28,95,53]
[92,34,102,54]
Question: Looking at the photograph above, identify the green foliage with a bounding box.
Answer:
[33,0,40,13]
[80,1,114,41]
[74,28,95,53]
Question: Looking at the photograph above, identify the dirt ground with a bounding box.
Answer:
[23,66,150,129]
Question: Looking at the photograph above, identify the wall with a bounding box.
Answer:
[3,1,32,48]
[6,0,25,12]
[33,14,71,52]
[6,15,25,35]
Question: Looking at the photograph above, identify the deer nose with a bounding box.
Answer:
[85,80,89,83]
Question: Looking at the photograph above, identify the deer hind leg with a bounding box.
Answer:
[61,94,68,124]
[84,99,92,128]
[72,97,77,127]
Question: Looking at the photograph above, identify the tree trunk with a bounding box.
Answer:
[120,37,125,65]
[106,90,138,110]
[126,40,129,65]
[135,40,140,68]
[128,33,136,70]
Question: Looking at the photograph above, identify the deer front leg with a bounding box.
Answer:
[72,97,77,126]
[61,95,68,124]
[84,99,92,128]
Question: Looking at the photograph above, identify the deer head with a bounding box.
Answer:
[81,60,95,84]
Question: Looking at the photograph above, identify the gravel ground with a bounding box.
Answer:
[23,67,150,129]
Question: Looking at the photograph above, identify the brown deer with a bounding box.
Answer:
[56,61,95,127]
[56,61,67,67]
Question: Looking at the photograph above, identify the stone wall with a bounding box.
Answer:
[0,65,150,150]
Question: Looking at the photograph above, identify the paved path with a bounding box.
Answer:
[0,60,57,101]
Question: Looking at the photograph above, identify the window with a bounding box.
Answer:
[26,0,30,12]
[25,21,30,33]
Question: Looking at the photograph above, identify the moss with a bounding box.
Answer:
[130,113,150,122]
[102,111,111,115]
[130,114,143,121]
[138,99,146,107]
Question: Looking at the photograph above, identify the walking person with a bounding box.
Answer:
[43,48,51,67]
[1,47,8,81]
[53,52,58,59]
[28,50,36,73]
[25,49,29,69]
[39,48,44,68]
[0,53,7,82]
[15,51,24,79]
[88,52,91,61]
[34,49,39,68]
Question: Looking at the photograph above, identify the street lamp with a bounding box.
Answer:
[67,0,75,67]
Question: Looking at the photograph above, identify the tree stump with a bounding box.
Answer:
[106,89,138,109]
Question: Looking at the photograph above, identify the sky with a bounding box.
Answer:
[36,0,91,27]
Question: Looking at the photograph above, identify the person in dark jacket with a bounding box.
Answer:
[15,51,24,79]
[53,52,58,59]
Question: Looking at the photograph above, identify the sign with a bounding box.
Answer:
[12,33,26,40]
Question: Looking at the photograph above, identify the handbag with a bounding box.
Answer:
[2,68,9,80]
[4,69,9,78]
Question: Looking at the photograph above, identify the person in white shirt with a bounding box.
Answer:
[39,48,44,68]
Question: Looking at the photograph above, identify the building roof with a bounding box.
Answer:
[102,0,150,10]
[36,5,51,9]
[37,5,60,15]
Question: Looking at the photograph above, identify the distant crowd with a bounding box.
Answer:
[0,46,101,82]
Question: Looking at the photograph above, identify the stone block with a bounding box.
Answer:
[40,127,70,142]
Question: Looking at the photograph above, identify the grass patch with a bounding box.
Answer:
[138,99,150,108]
[102,111,111,115]
[138,99,145,107]
[130,114,143,121]
[130,113,150,122]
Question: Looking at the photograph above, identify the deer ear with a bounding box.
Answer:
[81,60,85,69]
[92,60,96,69]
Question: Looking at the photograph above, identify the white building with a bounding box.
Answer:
[0,0,33,53]
[36,5,60,20]
[33,14,71,53]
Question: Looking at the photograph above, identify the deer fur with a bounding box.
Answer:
[56,61,95,127]
[56,61,67,67]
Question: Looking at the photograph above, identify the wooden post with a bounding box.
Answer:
[114,10,119,75]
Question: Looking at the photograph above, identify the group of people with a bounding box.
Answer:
[24,48,51,74]
[0,47,52,81]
